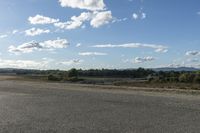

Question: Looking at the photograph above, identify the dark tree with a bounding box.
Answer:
[68,68,78,78]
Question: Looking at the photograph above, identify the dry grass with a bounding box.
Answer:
[0,75,47,82]
[114,81,200,90]
[1,75,200,91]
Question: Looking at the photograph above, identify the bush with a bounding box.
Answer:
[47,74,62,81]
[194,74,200,83]
[179,73,188,83]
[68,77,79,82]
[179,73,195,83]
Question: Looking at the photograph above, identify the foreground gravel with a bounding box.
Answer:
[0,80,200,133]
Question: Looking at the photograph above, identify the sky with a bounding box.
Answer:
[0,0,200,70]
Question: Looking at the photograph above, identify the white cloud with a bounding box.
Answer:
[40,38,69,49]
[141,12,146,19]
[25,28,50,36]
[92,43,168,53]
[8,41,41,54]
[28,14,59,25]
[90,11,112,28]
[54,12,92,30]
[133,13,139,20]
[54,11,113,29]
[59,59,83,66]
[76,43,82,47]
[132,12,146,20]
[8,38,69,54]
[160,62,200,69]
[155,48,168,53]
[197,12,200,15]
[0,34,8,38]
[186,51,200,56]
[58,0,106,11]
[0,58,84,69]
[0,58,49,69]
[161,57,200,68]
[12,30,18,34]
[79,52,107,56]
[112,17,128,23]
[135,56,155,63]
[167,63,182,68]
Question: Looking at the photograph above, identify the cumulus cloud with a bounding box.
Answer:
[0,34,8,38]
[54,11,113,29]
[58,0,106,11]
[8,41,42,54]
[186,51,200,56]
[25,28,50,36]
[135,56,155,63]
[79,52,107,56]
[54,12,92,30]
[90,11,112,28]
[28,15,59,25]
[8,38,69,54]
[92,43,168,53]
[0,58,49,69]
[29,1,112,30]
[40,38,68,49]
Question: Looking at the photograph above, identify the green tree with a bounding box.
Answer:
[68,68,78,78]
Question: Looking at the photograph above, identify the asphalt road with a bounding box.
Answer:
[0,80,200,133]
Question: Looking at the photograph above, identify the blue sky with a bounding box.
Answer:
[0,0,200,70]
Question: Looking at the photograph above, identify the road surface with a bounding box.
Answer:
[0,80,200,133]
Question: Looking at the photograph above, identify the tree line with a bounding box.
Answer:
[1,68,200,83]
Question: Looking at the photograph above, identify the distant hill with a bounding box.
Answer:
[0,68,42,74]
[153,67,200,72]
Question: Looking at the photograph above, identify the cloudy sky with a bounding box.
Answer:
[0,0,200,70]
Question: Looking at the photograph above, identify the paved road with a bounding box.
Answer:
[0,80,200,133]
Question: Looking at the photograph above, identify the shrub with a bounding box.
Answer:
[179,73,188,83]
[47,74,61,81]
[68,77,79,82]
[193,74,200,83]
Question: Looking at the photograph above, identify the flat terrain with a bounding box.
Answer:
[0,80,200,133]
